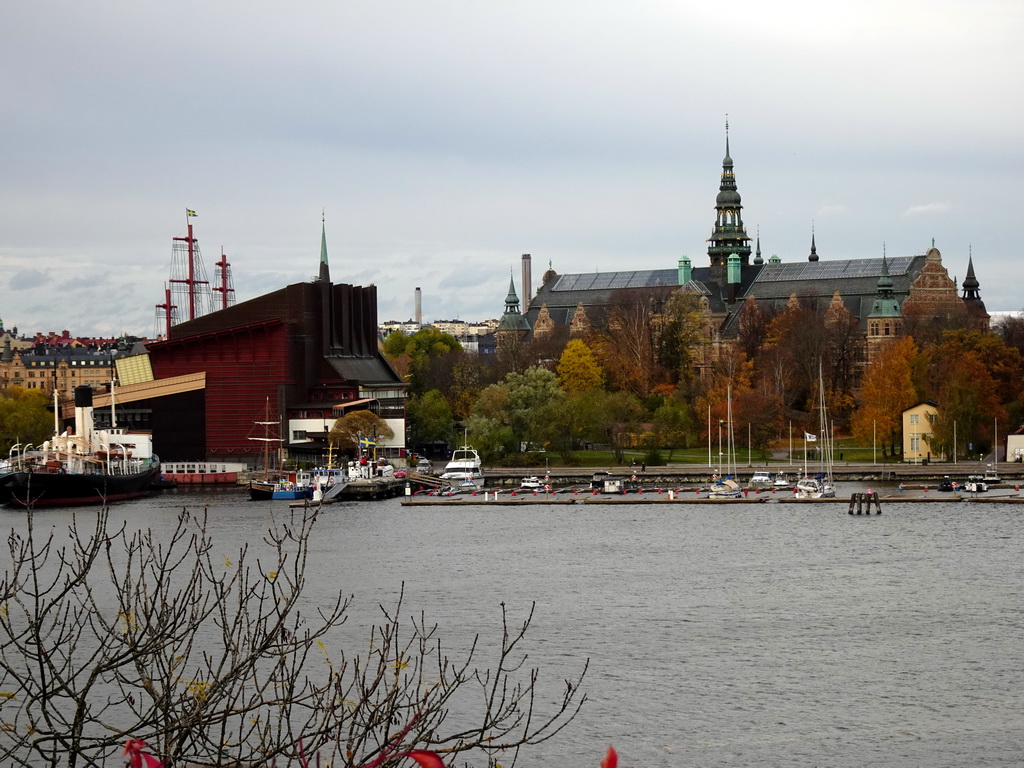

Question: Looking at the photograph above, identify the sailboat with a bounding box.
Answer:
[795,367,836,499]
[708,385,743,500]
[247,399,312,501]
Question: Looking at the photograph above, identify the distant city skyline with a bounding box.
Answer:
[2,1,1022,337]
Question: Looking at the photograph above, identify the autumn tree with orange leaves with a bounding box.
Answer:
[851,337,920,455]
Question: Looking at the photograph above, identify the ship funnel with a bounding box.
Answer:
[74,385,95,446]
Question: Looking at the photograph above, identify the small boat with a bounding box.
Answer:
[773,472,792,489]
[5,385,161,507]
[708,477,743,499]
[795,475,834,499]
[748,470,774,490]
[937,476,956,492]
[963,475,988,493]
[519,476,543,491]
[795,367,836,499]
[708,385,743,500]
[983,464,1001,484]
[249,470,313,501]
[439,443,485,490]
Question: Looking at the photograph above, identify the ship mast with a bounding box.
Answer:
[155,284,177,339]
[212,247,236,310]
[169,208,211,322]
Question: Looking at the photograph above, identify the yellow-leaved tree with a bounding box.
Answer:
[556,339,604,397]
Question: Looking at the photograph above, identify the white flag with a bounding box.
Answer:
[804,432,818,442]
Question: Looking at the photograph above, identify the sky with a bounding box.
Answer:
[2,0,1023,338]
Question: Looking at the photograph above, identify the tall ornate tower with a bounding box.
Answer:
[496,274,532,336]
[707,123,752,270]
[960,250,989,330]
[866,251,903,362]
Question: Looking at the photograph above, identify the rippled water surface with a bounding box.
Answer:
[5,485,1023,767]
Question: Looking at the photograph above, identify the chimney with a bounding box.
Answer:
[521,254,532,313]
[414,287,422,327]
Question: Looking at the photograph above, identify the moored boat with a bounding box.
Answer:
[5,385,160,508]
[161,461,244,485]
[748,470,774,490]
[773,472,792,489]
[439,444,485,490]
[963,474,988,493]
[794,367,836,499]
[248,470,313,501]
[519,476,543,491]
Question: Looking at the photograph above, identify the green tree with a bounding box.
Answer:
[505,366,566,452]
[0,387,54,454]
[556,339,604,396]
[588,390,644,463]
[657,289,705,386]
[466,383,516,461]
[381,328,462,396]
[405,389,454,446]
[548,391,604,459]
[649,398,697,460]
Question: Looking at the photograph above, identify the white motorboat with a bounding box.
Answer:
[748,470,773,490]
[439,444,485,490]
[519,476,543,491]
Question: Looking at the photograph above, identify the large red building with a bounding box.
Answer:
[136,229,405,465]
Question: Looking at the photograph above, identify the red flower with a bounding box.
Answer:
[395,750,448,768]
[123,739,165,768]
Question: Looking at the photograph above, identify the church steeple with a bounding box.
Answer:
[865,247,903,359]
[504,273,521,313]
[961,246,988,325]
[808,225,819,262]
[707,120,751,269]
[497,271,532,334]
[318,209,330,283]
[961,251,981,300]
[754,229,763,265]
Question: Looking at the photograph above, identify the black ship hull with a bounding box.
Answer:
[6,464,162,508]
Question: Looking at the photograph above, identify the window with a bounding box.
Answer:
[911,436,920,451]
[910,414,919,424]
[292,430,307,441]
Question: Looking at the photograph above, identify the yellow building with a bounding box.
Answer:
[902,401,941,462]
[1,340,117,399]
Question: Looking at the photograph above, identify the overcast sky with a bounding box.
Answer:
[2,0,1022,338]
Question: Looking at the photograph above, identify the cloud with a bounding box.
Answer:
[902,202,952,218]
[9,269,50,290]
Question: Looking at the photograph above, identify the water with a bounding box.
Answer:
[4,485,1023,767]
